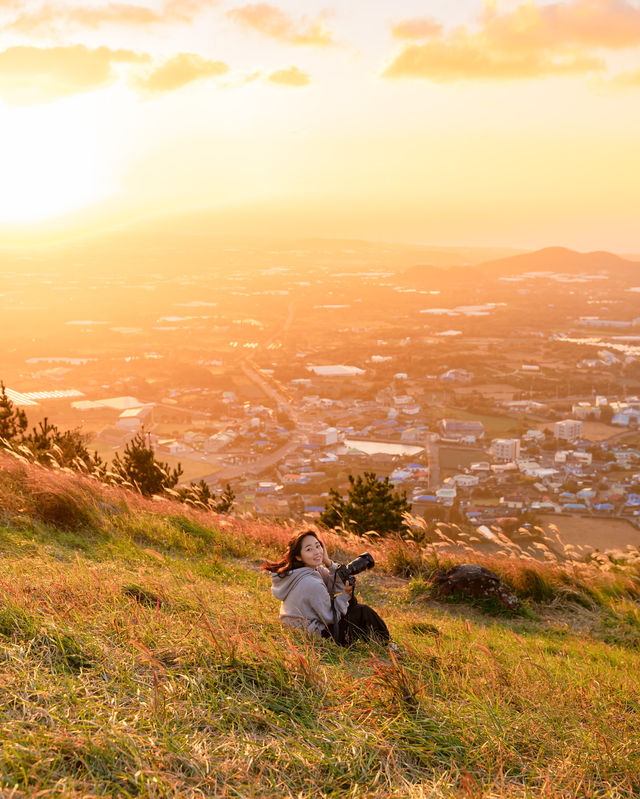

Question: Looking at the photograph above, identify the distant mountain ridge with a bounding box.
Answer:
[475,246,634,274]
[402,246,639,285]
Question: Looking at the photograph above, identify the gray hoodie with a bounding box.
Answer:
[271,563,350,637]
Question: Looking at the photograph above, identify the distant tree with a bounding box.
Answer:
[599,405,614,424]
[320,471,411,537]
[177,479,235,513]
[111,430,183,497]
[589,444,607,461]
[0,382,28,441]
[22,417,104,471]
[541,436,557,451]
[176,479,213,507]
[214,483,235,514]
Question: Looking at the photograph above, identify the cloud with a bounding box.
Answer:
[478,0,640,52]
[384,0,640,81]
[384,38,603,81]
[0,44,149,103]
[267,65,310,86]
[391,17,443,40]
[134,52,229,92]
[226,3,332,46]
[607,66,640,87]
[5,0,211,35]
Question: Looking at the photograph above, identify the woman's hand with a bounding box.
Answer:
[321,540,332,568]
[344,580,354,595]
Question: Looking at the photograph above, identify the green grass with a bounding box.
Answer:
[1,454,640,796]
[441,407,522,438]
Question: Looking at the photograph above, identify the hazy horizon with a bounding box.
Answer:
[1,207,640,261]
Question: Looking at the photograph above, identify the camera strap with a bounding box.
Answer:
[330,572,341,643]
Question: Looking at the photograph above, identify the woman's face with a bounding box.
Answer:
[297,535,324,569]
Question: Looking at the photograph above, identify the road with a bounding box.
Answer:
[205,437,300,484]
[200,309,301,485]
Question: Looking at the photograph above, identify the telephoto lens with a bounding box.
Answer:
[337,552,375,582]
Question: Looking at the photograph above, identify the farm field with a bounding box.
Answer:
[540,513,640,552]
[454,383,519,401]
[87,440,221,482]
[436,407,523,437]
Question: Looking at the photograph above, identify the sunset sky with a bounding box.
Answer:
[1,0,640,250]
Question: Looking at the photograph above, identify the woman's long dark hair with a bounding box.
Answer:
[262,530,322,576]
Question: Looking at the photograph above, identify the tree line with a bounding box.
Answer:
[1,383,417,533]
[0,382,234,513]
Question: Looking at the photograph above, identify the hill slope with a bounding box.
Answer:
[0,454,639,797]
[474,246,636,275]
[402,245,639,286]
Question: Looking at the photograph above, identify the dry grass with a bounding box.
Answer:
[1,454,640,797]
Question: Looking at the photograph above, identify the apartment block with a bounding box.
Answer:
[554,419,583,441]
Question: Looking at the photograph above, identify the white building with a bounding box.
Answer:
[469,462,491,473]
[492,438,521,462]
[309,427,340,447]
[554,419,583,441]
[436,487,457,505]
[614,449,638,467]
[451,474,479,487]
[204,431,236,452]
[115,405,154,432]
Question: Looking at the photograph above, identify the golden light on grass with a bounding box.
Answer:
[2,451,640,794]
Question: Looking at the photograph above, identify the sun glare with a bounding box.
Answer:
[0,99,113,224]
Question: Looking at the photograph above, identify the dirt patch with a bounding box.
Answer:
[454,383,519,401]
[539,514,640,552]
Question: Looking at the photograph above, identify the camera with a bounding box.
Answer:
[337,552,375,585]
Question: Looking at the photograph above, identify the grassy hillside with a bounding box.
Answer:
[0,452,639,797]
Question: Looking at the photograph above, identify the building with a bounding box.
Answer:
[450,474,479,487]
[469,462,491,473]
[115,405,154,432]
[554,419,583,441]
[204,431,237,452]
[439,419,485,441]
[439,369,473,383]
[309,427,340,447]
[613,449,639,467]
[436,487,457,505]
[401,426,426,443]
[572,402,600,420]
[492,438,521,463]
[73,395,144,412]
[499,495,526,510]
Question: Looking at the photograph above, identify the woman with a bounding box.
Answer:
[263,530,390,645]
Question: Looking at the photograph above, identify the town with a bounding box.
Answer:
[2,232,639,532]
